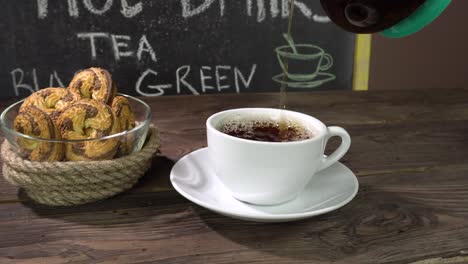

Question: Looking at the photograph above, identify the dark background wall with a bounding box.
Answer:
[0,0,356,99]
[369,0,467,90]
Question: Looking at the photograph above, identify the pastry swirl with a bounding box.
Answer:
[68,68,117,104]
[56,99,120,161]
[13,106,64,161]
[112,96,136,156]
[112,96,136,132]
[19,88,78,121]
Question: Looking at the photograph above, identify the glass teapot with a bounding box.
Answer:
[320,0,452,38]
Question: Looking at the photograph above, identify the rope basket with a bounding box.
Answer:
[1,126,160,206]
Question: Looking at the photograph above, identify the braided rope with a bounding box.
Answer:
[1,127,160,206]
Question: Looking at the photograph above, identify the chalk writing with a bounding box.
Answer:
[83,0,113,15]
[36,0,48,19]
[77,32,109,59]
[3,0,344,99]
[121,0,143,18]
[38,0,141,18]
[77,33,157,62]
[137,35,157,62]
[291,1,312,19]
[68,0,80,17]
[35,0,330,23]
[134,64,257,96]
[11,69,35,96]
[200,66,214,92]
[181,0,224,18]
[313,14,330,23]
[273,34,336,88]
[50,71,66,88]
[177,66,200,95]
[11,68,66,96]
[111,35,134,61]
[10,65,256,97]
[270,0,280,18]
[216,66,231,91]
[250,0,266,22]
[245,0,330,22]
[234,65,257,93]
[136,69,173,96]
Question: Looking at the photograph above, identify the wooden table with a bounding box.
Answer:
[1,90,468,264]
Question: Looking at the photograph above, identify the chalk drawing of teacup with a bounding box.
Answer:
[276,44,333,82]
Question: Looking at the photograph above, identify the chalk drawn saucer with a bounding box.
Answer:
[272,72,336,88]
[170,148,359,223]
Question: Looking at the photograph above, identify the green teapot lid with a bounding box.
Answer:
[381,0,451,38]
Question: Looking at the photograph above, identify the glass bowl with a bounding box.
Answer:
[0,94,152,162]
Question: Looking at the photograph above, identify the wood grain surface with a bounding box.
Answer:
[1,90,468,264]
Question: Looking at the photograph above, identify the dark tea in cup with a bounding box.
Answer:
[217,118,314,142]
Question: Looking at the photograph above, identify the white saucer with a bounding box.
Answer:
[170,148,359,223]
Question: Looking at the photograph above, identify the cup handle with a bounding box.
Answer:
[319,53,334,72]
[318,126,351,172]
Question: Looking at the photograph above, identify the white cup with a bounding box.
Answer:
[206,108,351,206]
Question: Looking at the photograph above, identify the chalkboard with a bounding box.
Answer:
[0,0,356,99]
